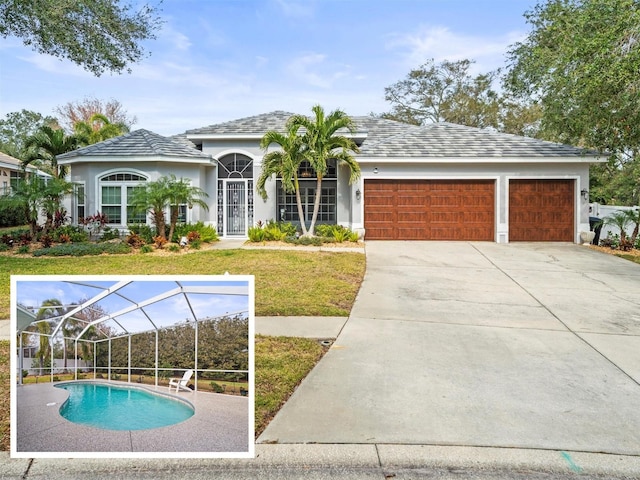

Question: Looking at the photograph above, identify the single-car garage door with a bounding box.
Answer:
[364,179,495,240]
[509,179,574,241]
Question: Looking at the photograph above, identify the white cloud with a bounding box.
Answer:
[387,25,525,73]
[286,53,353,89]
[274,0,315,18]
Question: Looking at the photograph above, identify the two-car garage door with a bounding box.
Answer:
[364,179,495,240]
[363,179,575,241]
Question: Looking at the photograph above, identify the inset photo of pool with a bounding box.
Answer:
[10,275,254,458]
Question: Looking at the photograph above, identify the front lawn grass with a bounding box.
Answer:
[0,249,365,319]
[255,335,326,437]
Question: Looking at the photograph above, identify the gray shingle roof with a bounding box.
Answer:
[186,111,297,136]
[184,112,597,158]
[356,122,598,158]
[58,129,212,161]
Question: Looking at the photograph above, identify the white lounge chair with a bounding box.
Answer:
[169,369,193,392]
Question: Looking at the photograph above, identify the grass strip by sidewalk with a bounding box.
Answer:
[255,335,326,437]
[0,249,365,318]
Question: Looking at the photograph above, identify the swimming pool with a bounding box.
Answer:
[56,382,194,431]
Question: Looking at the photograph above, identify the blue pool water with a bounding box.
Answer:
[56,382,194,430]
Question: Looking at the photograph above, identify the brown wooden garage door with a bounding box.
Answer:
[509,179,574,241]
[364,179,495,240]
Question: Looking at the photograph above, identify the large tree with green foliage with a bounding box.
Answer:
[380,58,542,134]
[505,0,640,204]
[0,109,58,157]
[258,124,309,235]
[289,105,361,236]
[0,0,162,76]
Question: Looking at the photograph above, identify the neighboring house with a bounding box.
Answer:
[0,151,26,195]
[57,111,603,243]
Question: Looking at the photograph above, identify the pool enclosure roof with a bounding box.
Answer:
[15,277,250,341]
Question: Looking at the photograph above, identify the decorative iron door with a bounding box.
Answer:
[226,181,246,236]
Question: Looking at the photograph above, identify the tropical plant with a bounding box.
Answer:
[258,122,309,235]
[34,299,66,375]
[128,176,171,239]
[599,211,634,245]
[290,105,361,235]
[73,113,129,145]
[23,125,79,178]
[5,175,73,236]
[164,175,209,243]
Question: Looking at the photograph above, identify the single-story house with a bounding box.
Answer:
[57,111,603,243]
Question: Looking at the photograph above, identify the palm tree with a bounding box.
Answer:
[34,299,66,376]
[289,105,361,235]
[129,176,171,239]
[74,113,129,146]
[23,125,79,178]
[165,175,209,242]
[258,124,309,235]
[8,175,73,235]
[600,211,633,245]
[624,209,640,246]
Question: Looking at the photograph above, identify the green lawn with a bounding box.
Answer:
[0,248,365,449]
[0,248,366,319]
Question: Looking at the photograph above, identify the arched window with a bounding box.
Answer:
[99,172,148,225]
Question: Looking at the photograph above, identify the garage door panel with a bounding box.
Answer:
[509,180,574,242]
[364,179,495,240]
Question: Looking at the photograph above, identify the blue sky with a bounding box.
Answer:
[0,0,536,136]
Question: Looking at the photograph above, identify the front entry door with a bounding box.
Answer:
[226,181,246,236]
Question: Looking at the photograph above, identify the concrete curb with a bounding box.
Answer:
[1,445,640,478]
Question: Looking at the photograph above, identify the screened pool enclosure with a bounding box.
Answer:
[14,276,252,394]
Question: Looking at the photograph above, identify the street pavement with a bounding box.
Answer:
[3,241,640,478]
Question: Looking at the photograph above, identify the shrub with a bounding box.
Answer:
[0,201,28,227]
[267,220,296,237]
[314,224,334,237]
[19,232,32,245]
[190,239,202,250]
[173,222,218,243]
[16,245,30,254]
[210,381,225,393]
[100,226,121,241]
[80,212,108,240]
[22,370,28,378]
[168,244,180,253]
[32,242,131,257]
[0,243,9,252]
[264,224,286,241]
[40,234,53,248]
[125,233,146,248]
[153,235,168,249]
[140,244,153,254]
[600,233,619,249]
[248,226,266,242]
[128,223,156,244]
[52,225,88,243]
[187,231,200,242]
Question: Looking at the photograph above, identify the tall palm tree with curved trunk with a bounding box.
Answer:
[73,113,129,146]
[34,299,67,375]
[289,105,361,235]
[23,125,79,178]
[258,124,309,235]
[165,175,209,242]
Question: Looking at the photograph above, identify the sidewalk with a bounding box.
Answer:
[2,445,640,478]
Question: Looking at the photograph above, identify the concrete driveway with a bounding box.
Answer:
[259,242,640,455]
